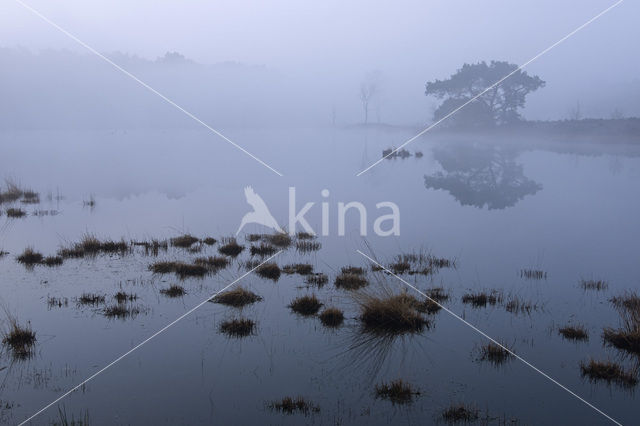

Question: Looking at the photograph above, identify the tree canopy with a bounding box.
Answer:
[425,61,545,127]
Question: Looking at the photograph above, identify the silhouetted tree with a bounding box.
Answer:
[425,61,545,127]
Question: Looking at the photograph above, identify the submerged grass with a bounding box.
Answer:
[219,318,256,338]
[58,234,129,258]
[441,404,479,423]
[77,293,106,306]
[335,273,368,290]
[194,256,230,270]
[559,325,589,341]
[103,304,141,319]
[581,279,608,291]
[267,396,319,415]
[289,295,323,316]
[580,359,637,388]
[6,208,27,218]
[282,263,313,275]
[42,256,63,267]
[374,379,420,404]
[478,342,513,366]
[264,232,292,248]
[160,285,186,298]
[296,240,321,253]
[250,243,278,257]
[319,307,344,327]
[462,291,501,308]
[305,273,328,287]
[148,261,208,279]
[520,269,547,280]
[211,287,262,307]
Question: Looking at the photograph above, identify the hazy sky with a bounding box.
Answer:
[1,0,638,121]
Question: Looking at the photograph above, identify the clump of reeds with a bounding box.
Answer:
[21,190,40,204]
[202,237,217,246]
[389,261,411,274]
[148,261,208,279]
[2,318,36,359]
[558,325,589,341]
[356,292,429,334]
[462,291,501,308]
[441,404,479,423]
[265,232,292,248]
[77,293,106,306]
[133,239,168,256]
[504,295,540,315]
[319,307,344,327]
[415,299,442,315]
[250,243,278,257]
[478,342,513,366]
[114,291,137,303]
[160,285,186,298]
[296,240,321,252]
[194,256,230,270]
[581,279,608,291]
[246,233,263,242]
[0,180,26,204]
[219,318,256,338]
[282,263,313,275]
[170,234,199,248]
[58,234,129,258]
[580,359,637,388]
[296,232,315,240]
[16,247,43,266]
[42,256,63,267]
[341,266,364,275]
[335,273,368,290]
[374,379,419,404]
[256,263,281,281]
[211,287,262,307]
[305,273,328,287]
[47,296,68,309]
[103,304,141,319]
[289,295,323,316]
[218,239,244,257]
[603,292,640,354]
[6,208,27,218]
[426,287,449,302]
[267,396,319,415]
[520,269,547,280]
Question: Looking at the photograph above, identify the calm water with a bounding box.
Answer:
[1,127,640,425]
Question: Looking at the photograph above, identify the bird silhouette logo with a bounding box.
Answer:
[236,186,284,235]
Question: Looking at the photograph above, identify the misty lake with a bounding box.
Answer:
[1,126,640,425]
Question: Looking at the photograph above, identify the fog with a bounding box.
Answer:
[1,0,639,129]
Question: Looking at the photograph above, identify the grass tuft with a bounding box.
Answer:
[218,239,244,257]
[558,325,589,341]
[211,287,262,307]
[374,379,419,404]
[267,396,319,415]
[319,307,344,327]
[441,404,479,423]
[16,247,43,266]
[160,285,186,298]
[580,359,637,388]
[289,295,323,316]
[2,319,36,359]
[219,318,256,338]
[335,273,368,290]
[256,263,281,281]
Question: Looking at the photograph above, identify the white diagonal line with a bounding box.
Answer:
[356,250,622,426]
[18,251,283,425]
[13,0,284,177]
[356,0,624,176]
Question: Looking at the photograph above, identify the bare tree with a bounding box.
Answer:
[359,71,381,124]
